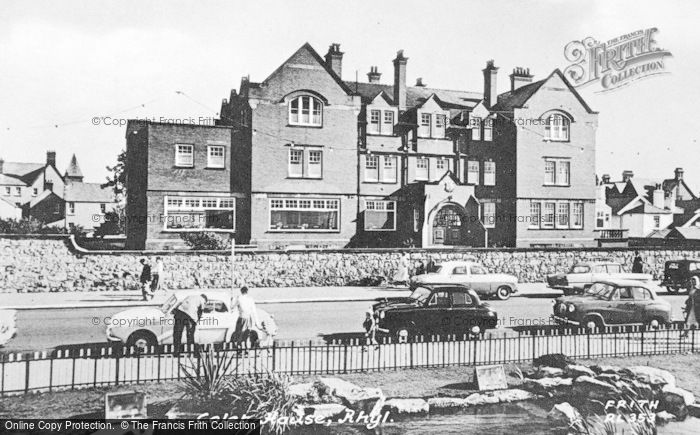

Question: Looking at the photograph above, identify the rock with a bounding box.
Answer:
[547,402,583,428]
[591,365,623,375]
[465,392,499,406]
[530,367,564,379]
[164,404,202,419]
[533,353,574,369]
[301,403,348,420]
[655,410,676,423]
[624,366,675,387]
[573,376,620,401]
[688,403,700,418]
[522,377,573,396]
[427,397,468,409]
[288,383,314,398]
[565,364,595,378]
[492,389,536,403]
[382,398,429,415]
[596,373,621,383]
[319,377,385,416]
[618,379,654,401]
[662,385,694,418]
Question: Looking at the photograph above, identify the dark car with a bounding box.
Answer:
[552,279,672,330]
[660,259,700,294]
[371,285,498,341]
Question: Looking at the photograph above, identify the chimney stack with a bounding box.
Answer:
[325,43,344,78]
[46,151,56,167]
[510,67,533,91]
[622,170,634,182]
[482,60,498,109]
[393,50,408,109]
[415,77,426,87]
[367,66,381,84]
[653,184,665,208]
[601,174,611,184]
[675,167,684,181]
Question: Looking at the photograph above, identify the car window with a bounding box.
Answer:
[433,266,443,273]
[428,291,451,307]
[470,266,487,275]
[451,291,473,306]
[690,263,700,272]
[202,300,227,313]
[606,265,622,273]
[452,267,468,275]
[667,263,679,270]
[618,287,633,300]
[593,265,607,273]
[631,287,650,300]
[410,287,432,303]
[571,265,590,273]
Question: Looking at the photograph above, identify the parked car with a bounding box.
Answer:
[0,309,17,347]
[552,279,672,330]
[660,259,700,294]
[409,261,518,300]
[371,285,498,340]
[547,262,653,295]
[106,290,278,351]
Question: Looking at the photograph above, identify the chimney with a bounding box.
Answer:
[653,184,664,208]
[510,67,533,91]
[415,77,426,87]
[393,50,408,109]
[622,170,634,182]
[482,60,498,109]
[602,174,611,184]
[367,66,381,84]
[324,43,344,78]
[46,151,56,167]
[597,184,607,202]
[675,167,684,181]
[0,158,3,174]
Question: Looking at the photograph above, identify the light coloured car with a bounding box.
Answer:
[0,309,17,347]
[410,261,518,300]
[106,290,278,351]
[547,262,653,295]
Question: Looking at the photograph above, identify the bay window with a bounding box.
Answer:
[270,198,339,231]
[164,196,235,231]
[529,200,584,230]
[364,200,396,231]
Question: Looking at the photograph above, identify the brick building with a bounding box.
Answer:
[126,42,598,249]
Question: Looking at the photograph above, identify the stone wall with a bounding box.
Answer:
[1,236,699,293]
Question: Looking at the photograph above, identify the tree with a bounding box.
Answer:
[103,149,126,201]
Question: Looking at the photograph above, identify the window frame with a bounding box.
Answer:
[382,155,397,183]
[471,117,482,141]
[415,157,429,181]
[368,109,381,134]
[467,160,479,185]
[174,144,194,168]
[163,196,236,232]
[364,200,397,231]
[545,113,570,141]
[288,148,304,178]
[483,161,496,186]
[269,197,340,233]
[288,95,323,127]
[556,202,570,229]
[68,201,75,215]
[307,149,323,179]
[206,145,225,169]
[482,201,496,229]
[364,154,379,182]
[529,201,541,229]
[483,118,493,141]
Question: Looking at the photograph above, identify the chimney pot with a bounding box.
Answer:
[46,151,56,167]
[622,170,634,182]
[367,66,382,83]
[393,50,408,109]
[325,43,344,78]
[415,77,426,87]
[510,66,534,91]
[482,60,498,109]
[675,167,684,180]
[602,174,611,184]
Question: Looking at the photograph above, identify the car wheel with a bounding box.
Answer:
[584,316,604,332]
[126,331,157,352]
[496,286,511,301]
[645,317,666,331]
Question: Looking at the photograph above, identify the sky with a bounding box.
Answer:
[1,0,699,191]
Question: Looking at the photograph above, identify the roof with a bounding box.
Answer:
[0,173,26,186]
[64,182,114,203]
[64,154,83,179]
[607,197,636,215]
[591,279,660,291]
[0,196,20,208]
[669,227,700,240]
[2,162,45,185]
[345,81,482,109]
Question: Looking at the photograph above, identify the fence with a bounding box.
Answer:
[1,325,698,396]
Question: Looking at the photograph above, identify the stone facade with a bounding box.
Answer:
[2,236,700,293]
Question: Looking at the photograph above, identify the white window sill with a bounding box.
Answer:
[163,228,236,233]
[365,228,397,232]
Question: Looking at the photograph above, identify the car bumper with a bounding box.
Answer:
[553,315,580,326]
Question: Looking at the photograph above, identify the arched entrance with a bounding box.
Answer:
[432,204,467,245]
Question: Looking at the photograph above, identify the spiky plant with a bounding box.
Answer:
[179,346,239,401]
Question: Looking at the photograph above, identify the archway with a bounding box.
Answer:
[432,204,468,246]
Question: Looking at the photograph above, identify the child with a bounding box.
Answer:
[363,311,379,350]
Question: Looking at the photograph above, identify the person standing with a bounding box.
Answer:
[681,276,700,338]
[362,311,378,351]
[632,251,644,273]
[172,293,208,356]
[392,253,410,287]
[233,286,260,348]
[151,257,164,293]
[139,259,153,301]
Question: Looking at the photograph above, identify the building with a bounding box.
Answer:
[126,42,598,249]
[0,151,115,232]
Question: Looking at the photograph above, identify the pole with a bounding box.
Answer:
[231,236,236,294]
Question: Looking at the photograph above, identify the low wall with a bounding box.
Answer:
[1,236,699,293]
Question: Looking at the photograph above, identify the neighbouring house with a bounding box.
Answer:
[125,42,598,249]
[0,152,116,232]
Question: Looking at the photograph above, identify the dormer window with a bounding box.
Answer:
[289,95,323,126]
[545,113,570,141]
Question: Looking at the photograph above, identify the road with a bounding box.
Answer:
[2,293,689,353]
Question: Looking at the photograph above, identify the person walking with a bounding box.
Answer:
[362,310,379,351]
[139,259,153,301]
[681,276,700,338]
[151,257,164,293]
[392,253,410,287]
[233,287,260,348]
[632,251,644,273]
[172,293,208,356]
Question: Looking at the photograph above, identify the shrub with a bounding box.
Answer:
[179,347,239,401]
[180,232,231,250]
[0,217,71,235]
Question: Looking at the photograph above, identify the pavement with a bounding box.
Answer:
[0,283,560,310]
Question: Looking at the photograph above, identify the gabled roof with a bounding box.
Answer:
[660,178,697,200]
[64,182,114,203]
[0,196,20,208]
[345,81,481,109]
[0,173,27,187]
[64,154,83,179]
[668,227,700,240]
[2,162,45,184]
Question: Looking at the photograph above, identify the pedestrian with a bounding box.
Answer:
[681,276,700,338]
[632,251,644,273]
[172,293,208,356]
[362,310,378,351]
[233,286,260,348]
[392,253,410,287]
[151,257,164,293]
[139,258,153,301]
[426,256,436,273]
